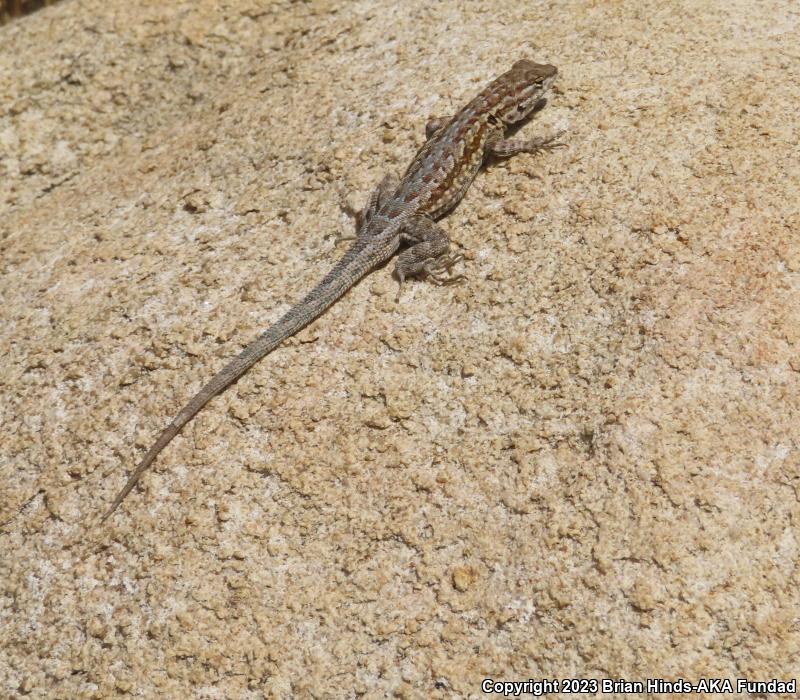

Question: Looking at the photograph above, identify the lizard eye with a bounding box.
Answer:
[517,103,527,112]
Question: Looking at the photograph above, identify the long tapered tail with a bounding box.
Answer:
[99,238,397,522]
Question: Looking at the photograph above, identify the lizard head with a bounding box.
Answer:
[492,60,557,126]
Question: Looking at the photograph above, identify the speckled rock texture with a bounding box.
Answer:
[1,0,798,697]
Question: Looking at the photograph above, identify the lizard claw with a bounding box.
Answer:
[423,254,465,286]
[333,232,357,246]
[395,273,406,303]
[538,129,567,151]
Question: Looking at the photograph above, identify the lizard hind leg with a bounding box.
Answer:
[359,173,400,231]
[425,115,453,139]
[335,173,400,245]
[394,215,464,301]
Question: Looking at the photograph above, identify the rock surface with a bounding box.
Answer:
[1,0,797,696]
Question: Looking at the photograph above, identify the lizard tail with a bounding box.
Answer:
[99,237,397,523]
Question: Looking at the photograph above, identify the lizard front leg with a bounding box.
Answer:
[487,130,565,158]
[394,215,464,301]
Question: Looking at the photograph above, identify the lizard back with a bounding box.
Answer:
[397,60,557,220]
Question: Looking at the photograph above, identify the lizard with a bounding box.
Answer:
[99,59,562,523]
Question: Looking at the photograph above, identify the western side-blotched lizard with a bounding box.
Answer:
[100,59,561,522]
